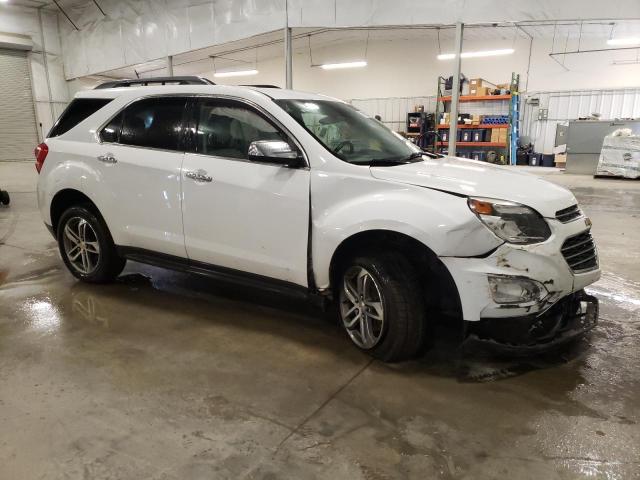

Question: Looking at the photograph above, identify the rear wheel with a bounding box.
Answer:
[337,252,427,362]
[57,206,125,283]
[0,190,9,205]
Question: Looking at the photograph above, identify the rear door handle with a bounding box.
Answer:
[185,169,213,182]
[97,153,117,164]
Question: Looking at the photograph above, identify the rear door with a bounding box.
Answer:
[181,97,310,286]
[95,96,187,257]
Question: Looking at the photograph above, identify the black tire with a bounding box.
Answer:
[336,252,427,362]
[0,190,9,205]
[57,205,126,283]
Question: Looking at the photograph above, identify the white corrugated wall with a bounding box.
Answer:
[351,88,640,154]
[521,88,640,154]
[351,96,511,131]
[350,96,437,131]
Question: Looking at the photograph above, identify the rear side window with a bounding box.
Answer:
[49,98,113,138]
[119,97,187,151]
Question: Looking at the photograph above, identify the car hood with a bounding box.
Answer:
[370,156,576,217]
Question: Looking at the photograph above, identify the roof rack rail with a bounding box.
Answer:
[95,76,215,89]
[240,84,281,89]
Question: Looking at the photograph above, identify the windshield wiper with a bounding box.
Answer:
[402,152,425,162]
[367,152,425,166]
[352,152,428,167]
[420,151,445,159]
[365,159,406,167]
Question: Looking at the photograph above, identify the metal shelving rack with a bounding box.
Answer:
[508,72,521,165]
[434,72,520,164]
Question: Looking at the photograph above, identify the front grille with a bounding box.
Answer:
[561,231,598,273]
[556,204,582,223]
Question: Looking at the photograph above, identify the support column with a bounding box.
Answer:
[285,27,292,89]
[167,55,174,76]
[448,22,464,157]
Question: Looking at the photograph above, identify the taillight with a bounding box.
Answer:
[34,143,49,173]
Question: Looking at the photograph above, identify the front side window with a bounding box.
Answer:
[276,99,423,165]
[119,97,186,151]
[193,99,288,159]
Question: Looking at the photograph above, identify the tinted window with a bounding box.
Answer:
[49,98,113,138]
[120,97,186,150]
[194,99,286,159]
[100,112,123,143]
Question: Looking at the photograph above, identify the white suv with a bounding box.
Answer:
[36,77,600,361]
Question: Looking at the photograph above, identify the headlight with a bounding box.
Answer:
[468,197,551,244]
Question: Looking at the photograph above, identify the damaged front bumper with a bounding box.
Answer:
[466,290,598,350]
[440,219,601,321]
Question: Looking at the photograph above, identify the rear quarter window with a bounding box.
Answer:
[48,98,113,138]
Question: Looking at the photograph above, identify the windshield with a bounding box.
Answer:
[275,99,424,165]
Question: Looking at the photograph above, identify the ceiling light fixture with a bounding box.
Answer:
[607,37,640,46]
[213,69,259,78]
[437,48,515,60]
[320,61,367,70]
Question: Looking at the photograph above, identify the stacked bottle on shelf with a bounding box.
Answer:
[481,115,509,125]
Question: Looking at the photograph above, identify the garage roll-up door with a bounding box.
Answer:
[0,48,38,161]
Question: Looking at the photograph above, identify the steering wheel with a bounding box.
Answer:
[333,140,354,155]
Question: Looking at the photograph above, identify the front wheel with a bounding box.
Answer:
[338,253,427,362]
[57,206,126,283]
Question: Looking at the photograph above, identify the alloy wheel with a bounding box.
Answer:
[339,266,385,349]
[62,217,101,275]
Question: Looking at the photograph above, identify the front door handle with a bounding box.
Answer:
[97,153,117,164]
[185,169,213,183]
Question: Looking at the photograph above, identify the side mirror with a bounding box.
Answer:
[247,140,304,168]
[100,126,118,143]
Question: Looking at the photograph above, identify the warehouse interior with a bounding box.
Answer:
[1,0,640,478]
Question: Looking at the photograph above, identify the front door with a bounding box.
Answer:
[181,97,310,286]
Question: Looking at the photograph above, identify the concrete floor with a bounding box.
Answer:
[1,161,639,479]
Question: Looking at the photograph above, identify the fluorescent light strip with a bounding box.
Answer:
[437,48,515,60]
[213,69,258,78]
[320,61,367,70]
[607,37,640,46]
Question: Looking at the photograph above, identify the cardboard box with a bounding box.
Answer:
[469,78,484,87]
[469,86,491,96]
[490,129,501,143]
[497,128,508,143]
[496,83,510,90]
[555,153,567,168]
[472,114,481,125]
